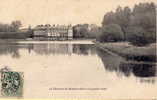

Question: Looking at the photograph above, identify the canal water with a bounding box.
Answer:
[0,42,156,99]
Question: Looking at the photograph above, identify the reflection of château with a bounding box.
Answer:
[33,24,73,40]
[32,44,95,56]
[33,44,73,55]
[0,44,96,57]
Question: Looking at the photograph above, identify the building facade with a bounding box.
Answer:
[33,24,73,40]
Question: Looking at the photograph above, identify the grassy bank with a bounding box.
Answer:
[95,42,157,62]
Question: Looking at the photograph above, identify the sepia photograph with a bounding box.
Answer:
[0,0,156,99]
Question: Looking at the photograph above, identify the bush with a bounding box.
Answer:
[126,26,156,46]
[97,24,124,42]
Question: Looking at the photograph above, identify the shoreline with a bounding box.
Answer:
[0,39,95,44]
[94,41,157,62]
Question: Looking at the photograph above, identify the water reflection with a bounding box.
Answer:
[0,43,156,84]
[73,44,95,55]
[119,62,156,77]
[33,44,73,55]
[0,43,34,58]
[96,47,156,83]
[0,44,20,58]
[0,43,96,57]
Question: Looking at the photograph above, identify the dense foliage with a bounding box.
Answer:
[99,2,156,46]
[0,20,22,32]
[73,24,100,39]
[0,20,33,39]
[97,24,124,42]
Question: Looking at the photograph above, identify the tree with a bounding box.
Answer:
[11,20,22,31]
[100,2,156,46]
[87,24,100,38]
[132,3,155,29]
[102,6,131,40]
[72,24,89,38]
[102,11,116,26]
[97,24,124,42]
[128,2,156,45]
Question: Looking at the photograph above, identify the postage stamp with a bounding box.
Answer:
[1,71,23,98]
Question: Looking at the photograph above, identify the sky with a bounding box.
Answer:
[0,0,156,27]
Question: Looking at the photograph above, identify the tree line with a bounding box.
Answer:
[0,20,33,39]
[0,20,22,32]
[73,24,100,39]
[97,2,156,46]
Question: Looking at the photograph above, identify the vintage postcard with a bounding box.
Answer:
[0,0,156,99]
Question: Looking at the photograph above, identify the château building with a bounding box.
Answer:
[33,24,73,40]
